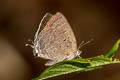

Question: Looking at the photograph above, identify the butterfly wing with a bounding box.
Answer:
[34,13,52,43]
[33,13,52,56]
[34,12,77,64]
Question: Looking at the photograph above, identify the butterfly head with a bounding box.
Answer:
[26,39,41,57]
[33,40,42,57]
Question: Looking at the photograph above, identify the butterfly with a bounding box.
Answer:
[26,12,92,66]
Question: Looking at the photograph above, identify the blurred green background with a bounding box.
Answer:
[0,0,120,80]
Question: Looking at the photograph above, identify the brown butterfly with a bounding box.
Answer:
[26,12,92,66]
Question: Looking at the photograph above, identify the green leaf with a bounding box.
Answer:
[33,56,120,80]
[33,39,120,80]
[105,39,120,58]
[33,59,90,80]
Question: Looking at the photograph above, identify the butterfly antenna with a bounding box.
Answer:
[25,39,34,48]
[78,38,94,50]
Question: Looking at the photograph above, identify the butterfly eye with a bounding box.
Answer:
[34,53,38,56]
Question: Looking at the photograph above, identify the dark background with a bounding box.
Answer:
[0,0,120,80]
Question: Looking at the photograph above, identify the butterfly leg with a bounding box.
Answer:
[76,50,82,58]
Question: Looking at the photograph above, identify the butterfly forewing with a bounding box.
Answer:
[34,13,53,43]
